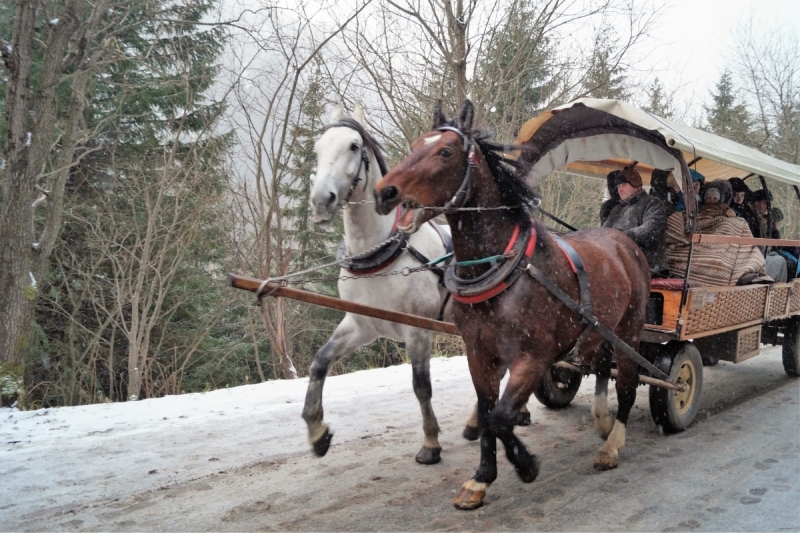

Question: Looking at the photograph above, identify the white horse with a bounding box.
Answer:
[305,104,453,464]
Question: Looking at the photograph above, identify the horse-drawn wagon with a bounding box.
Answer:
[509,98,800,433]
[230,97,800,510]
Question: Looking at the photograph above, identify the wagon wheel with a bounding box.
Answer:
[649,342,703,433]
[782,316,800,378]
[533,365,582,409]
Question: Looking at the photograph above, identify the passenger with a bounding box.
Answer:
[771,207,799,279]
[729,177,760,237]
[699,181,736,218]
[602,165,668,275]
[649,169,677,215]
[599,170,621,225]
[665,179,768,285]
[675,169,705,212]
[751,189,787,282]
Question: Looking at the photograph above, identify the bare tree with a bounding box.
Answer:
[222,1,368,379]
[1,0,113,395]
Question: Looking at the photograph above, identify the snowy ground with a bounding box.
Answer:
[1,348,799,531]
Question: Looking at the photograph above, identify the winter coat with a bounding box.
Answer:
[603,189,668,272]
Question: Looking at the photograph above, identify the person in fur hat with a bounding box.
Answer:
[729,177,760,238]
[602,165,668,274]
[700,180,736,218]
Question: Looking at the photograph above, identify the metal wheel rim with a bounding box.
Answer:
[673,359,697,415]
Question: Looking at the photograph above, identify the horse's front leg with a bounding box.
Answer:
[454,351,504,510]
[594,353,639,471]
[463,365,530,441]
[405,332,442,464]
[302,318,374,457]
[490,353,544,483]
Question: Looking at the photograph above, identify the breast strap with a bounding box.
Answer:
[445,225,536,304]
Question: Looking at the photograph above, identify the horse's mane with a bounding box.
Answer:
[464,126,539,228]
[327,118,389,176]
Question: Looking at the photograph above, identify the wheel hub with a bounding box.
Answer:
[673,360,697,414]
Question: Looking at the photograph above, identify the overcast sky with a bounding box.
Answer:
[633,0,799,119]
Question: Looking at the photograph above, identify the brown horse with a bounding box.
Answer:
[374,101,651,510]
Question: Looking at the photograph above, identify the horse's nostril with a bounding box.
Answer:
[379,186,399,205]
[327,192,337,207]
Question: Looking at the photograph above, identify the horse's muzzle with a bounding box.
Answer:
[375,185,399,215]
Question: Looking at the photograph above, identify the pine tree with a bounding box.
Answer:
[705,69,753,145]
[474,0,553,135]
[582,26,631,101]
[23,0,240,405]
[642,77,673,119]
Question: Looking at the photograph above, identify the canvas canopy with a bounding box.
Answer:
[515,97,800,194]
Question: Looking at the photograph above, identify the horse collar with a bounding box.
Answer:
[336,207,406,275]
[436,126,477,214]
[445,224,537,304]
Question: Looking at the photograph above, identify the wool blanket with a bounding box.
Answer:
[665,211,768,286]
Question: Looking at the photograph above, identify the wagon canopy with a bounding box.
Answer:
[515,98,800,194]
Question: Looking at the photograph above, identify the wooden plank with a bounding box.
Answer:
[691,233,800,247]
[227,274,460,336]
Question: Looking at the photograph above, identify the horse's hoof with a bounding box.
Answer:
[462,425,480,441]
[453,480,488,510]
[415,446,442,465]
[311,428,333,457]
[514,411,532,426]
[593,450,618,471]
[515,454,540,483]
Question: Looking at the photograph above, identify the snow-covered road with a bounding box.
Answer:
[1,349,798,531]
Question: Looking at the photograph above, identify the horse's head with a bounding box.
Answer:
[374,100,476,233]
[310,104,371,224]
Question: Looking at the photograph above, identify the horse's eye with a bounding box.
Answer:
[350,143,359,152]
[439,148,452,157]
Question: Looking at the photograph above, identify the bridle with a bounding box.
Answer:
[325,119,379,205]
[436,126,478,214]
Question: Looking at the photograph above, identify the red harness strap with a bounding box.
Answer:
[451,225,537,304]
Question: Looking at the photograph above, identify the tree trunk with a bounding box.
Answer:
[260,298,298,379]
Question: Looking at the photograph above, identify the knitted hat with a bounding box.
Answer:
[704,188,720,202]
[771,207,784,223]
[689,169,705,183]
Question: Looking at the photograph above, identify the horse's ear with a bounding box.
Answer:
[458,100,474,132]
[431,100,446,129]
[329,103,346,124]
[352,103,366,125]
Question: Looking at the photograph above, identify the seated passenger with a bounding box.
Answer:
[752,189,788,282]
[675,169,705,212]
[699,181,736,218]
[665,179,768,285]
[772,207,799,278]
[649,169,677,215]
[729,177,760,237]
[599,170,621,225]
[602,165,668,275]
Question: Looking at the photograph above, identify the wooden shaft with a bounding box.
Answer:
[227,274,459,336]
[552,361,686,392]
[692,233,800,247]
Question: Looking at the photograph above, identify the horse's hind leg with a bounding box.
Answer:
[302,318,374,457]
[406,332,442,464]
[594,349,639,471]
[591,342,615,439]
